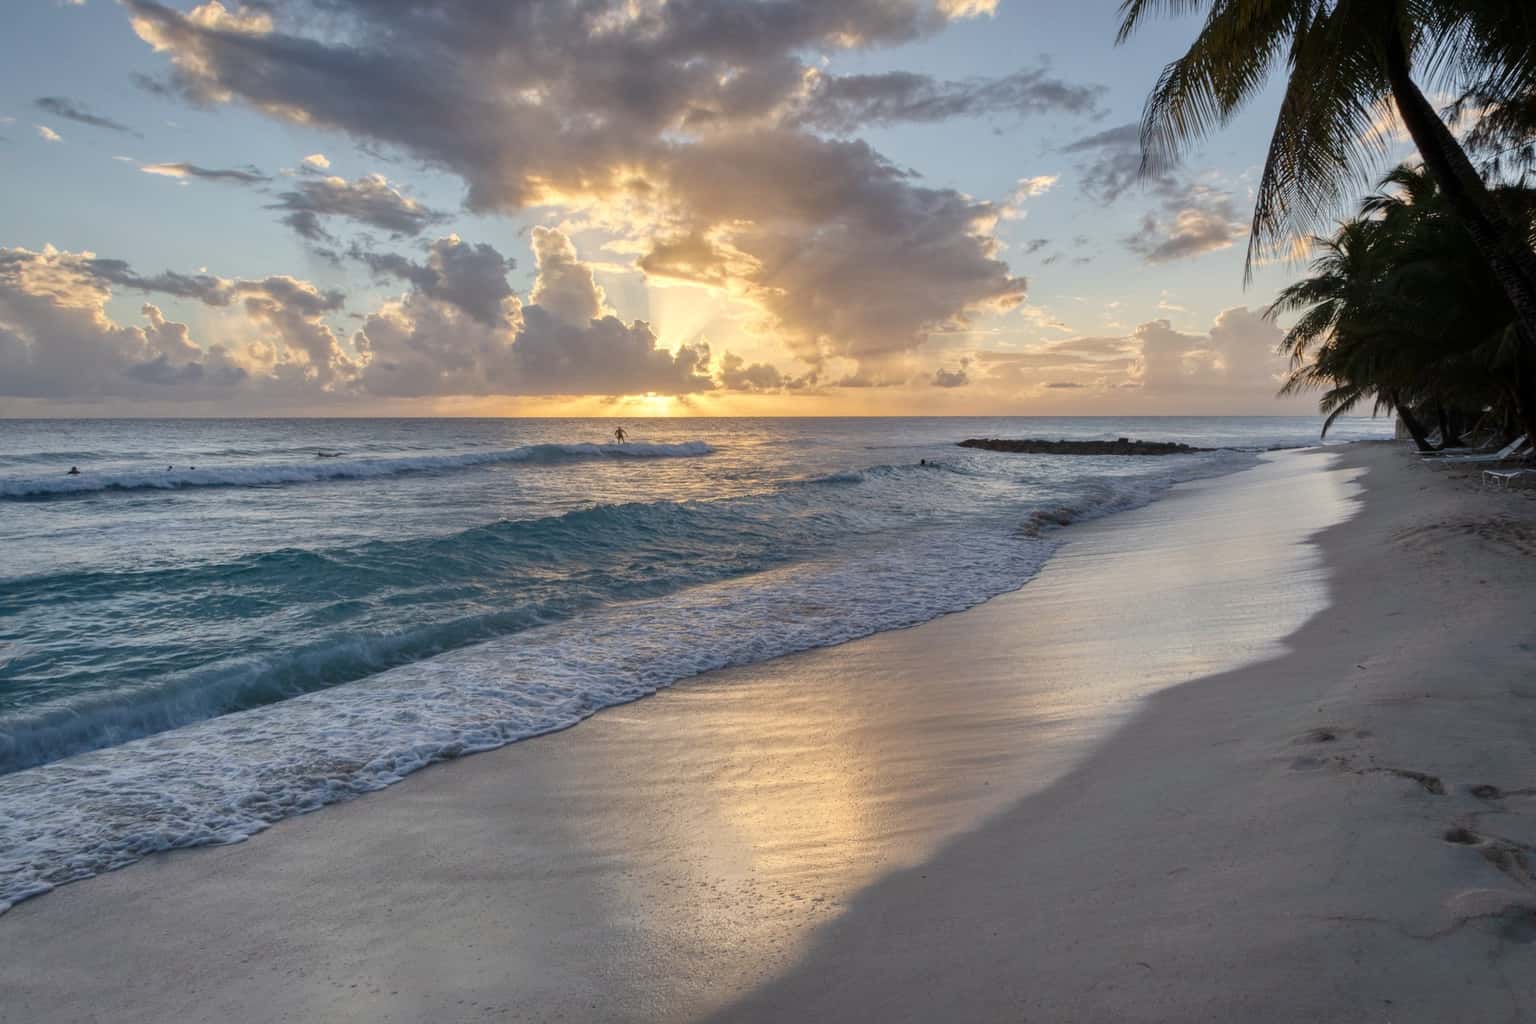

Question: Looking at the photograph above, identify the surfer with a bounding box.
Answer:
[66,466,80,476]
[613,426,627,444]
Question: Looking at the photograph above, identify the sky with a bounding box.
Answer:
[0,0,1418,417]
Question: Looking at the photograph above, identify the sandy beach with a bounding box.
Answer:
[4,441,1535,1023]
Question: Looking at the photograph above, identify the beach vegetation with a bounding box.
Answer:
[1117,1,1536,442]
[1266,163,1535,449]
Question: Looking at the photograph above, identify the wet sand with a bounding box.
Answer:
[4,444,1534,1022]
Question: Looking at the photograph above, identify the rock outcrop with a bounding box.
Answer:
[958,438,1212,456]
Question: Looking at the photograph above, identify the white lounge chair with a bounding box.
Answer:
[1421,428,1502,455]
[1482,468,1531,489]
[1430,437,1531,463]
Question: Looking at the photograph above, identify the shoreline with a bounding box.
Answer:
[720,442,1536,1022]
[4,442,1534,1021]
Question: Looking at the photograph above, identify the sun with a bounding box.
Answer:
[623,393,678,416]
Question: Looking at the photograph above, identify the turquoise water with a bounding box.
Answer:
[0,416,1391,908]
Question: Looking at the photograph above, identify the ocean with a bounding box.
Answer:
[0,416,1392,909]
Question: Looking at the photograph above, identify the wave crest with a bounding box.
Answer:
[0,441,714,499]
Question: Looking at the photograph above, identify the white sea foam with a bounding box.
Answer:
[0,441,714,498]
[0,449,1262,912]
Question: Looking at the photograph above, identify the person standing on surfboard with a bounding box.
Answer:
[613,426,627,444]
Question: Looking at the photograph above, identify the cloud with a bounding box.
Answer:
[1061,121,1155,203]
[932,363,969,387]
[715,351,811,392]
[501,228,714,395]
[1123,184,1246,263]
[34,97,140,137]
[528,227,606,325]
[140,161,269,183]
[301,153,329,170]
[129,71,176,98]
[791,67,1102,134]
[953,307,1292,404]
[75,252,353,381]
[1044,335,1137,357]
[82,257,242,304]
[1000,175,1057,219]
[644,130,1027,373]
[352,236,515,327]
[2,234,718,404]
[0,246,286,401]
[970,346,1136,392]
[1130,307,1285,396]
[353,229,714,397]
[124,0,1038,377]
[1058,119,1244,263]
[271,173,443,241]
[36,125,62,143]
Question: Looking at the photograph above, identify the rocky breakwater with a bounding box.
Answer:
[958,438,1214,456]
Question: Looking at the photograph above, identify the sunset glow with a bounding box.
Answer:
[0,0,1430,417]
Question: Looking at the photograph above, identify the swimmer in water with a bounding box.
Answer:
[66,466,80,476]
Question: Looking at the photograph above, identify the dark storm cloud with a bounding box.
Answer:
[34,97,140,137]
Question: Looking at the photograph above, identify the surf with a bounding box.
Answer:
[0,440,715,499]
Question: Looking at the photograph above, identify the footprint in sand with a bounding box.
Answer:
[1442,827,1534,886]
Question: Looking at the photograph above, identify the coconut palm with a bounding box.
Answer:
[1268,216,1442,448]
[1454,87,1536,178]
[1116,0,1536,368]
[1268,163,1531,446]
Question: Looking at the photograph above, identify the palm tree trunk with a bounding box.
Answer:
[1381,29,1536,450]
[1390,391,1436,452]
[1433,400,1463,449]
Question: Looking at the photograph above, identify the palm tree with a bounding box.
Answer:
[1268,216,1439,448]
[1269,163,1531,445]
[1116,1,1536,381]
[1454,87,1536,178]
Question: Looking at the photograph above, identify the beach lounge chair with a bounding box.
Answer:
[1482,468,1531,489]
[1421,429,1502,455]
[1429,437,1531,463]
